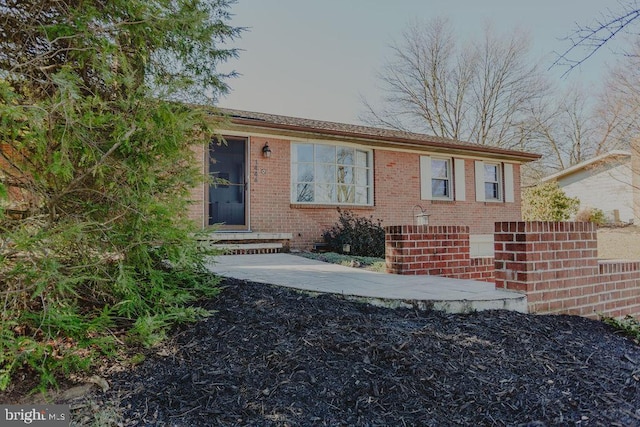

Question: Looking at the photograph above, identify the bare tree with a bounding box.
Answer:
[523,86,598,171]
[362,19,548,148]
[521,78,635,179]
[600,41,640,142]
[556,3,640,223]
[551,1,640,156]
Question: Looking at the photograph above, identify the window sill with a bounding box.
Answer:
[291,203,375,210]
[430,199,455,204]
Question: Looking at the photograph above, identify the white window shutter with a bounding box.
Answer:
[504,163,515,203]
[454,158,466,201]
[420,156,432,200]
[475,161,485,202]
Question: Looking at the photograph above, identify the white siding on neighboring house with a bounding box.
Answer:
[558,159,633,223]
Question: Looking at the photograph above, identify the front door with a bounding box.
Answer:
[208,137,248,230]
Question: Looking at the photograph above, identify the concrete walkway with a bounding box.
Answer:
[206,254,527,314]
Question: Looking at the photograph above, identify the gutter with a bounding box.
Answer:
[226,117,541,163]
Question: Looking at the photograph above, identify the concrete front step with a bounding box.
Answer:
[212,242,283,255]
[199,232,293,254]
[206,232,293,241]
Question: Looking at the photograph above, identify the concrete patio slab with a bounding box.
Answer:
[206,254,527,314]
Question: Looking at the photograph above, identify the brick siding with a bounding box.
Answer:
[186,143,206,228]
[190,136,524,250]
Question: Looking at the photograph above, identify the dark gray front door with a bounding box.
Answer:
[208,137,247,229]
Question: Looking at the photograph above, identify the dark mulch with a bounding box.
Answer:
[103,278,640,426]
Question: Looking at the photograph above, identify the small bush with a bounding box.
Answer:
[576,207,606,225]
[601,315,640,342]
[522,182,579,221]
[322,208,385,258]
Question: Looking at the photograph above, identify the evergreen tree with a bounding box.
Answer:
[0,0,241,390]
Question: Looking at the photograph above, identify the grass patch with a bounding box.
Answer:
[297,252,386,272]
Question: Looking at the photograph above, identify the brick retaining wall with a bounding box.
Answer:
[384,225,495,282]
[494,221,640,319]
[385,221,640,319]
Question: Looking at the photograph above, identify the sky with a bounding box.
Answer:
[219,0,628,125]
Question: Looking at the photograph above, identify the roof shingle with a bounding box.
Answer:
[215,107,541,162]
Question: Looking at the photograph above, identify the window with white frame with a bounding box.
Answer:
[474,160,515,203]
[291,143,372,205]
[483,162,501,201]
[420,156,466,201]
[431,158,452,199]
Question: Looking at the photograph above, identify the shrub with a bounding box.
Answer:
[323,208,385,258]
[576,207,607,225]
[522,182,579,221]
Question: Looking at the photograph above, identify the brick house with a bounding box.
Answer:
[189,108,540,252]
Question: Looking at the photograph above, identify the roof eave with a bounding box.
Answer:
[223,118,541,163]
[541,150,631,182]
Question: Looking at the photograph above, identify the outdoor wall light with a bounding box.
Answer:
[413,205,431,226]
[262,142,272,158]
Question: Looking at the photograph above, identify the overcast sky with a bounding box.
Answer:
[220,1,627,125]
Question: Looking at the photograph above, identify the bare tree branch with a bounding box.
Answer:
[553,1,640,76]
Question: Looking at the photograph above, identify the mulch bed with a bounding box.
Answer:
[99,278,640,425]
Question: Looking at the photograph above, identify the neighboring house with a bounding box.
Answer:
[541,150,633,224]
[188,108,540,252]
